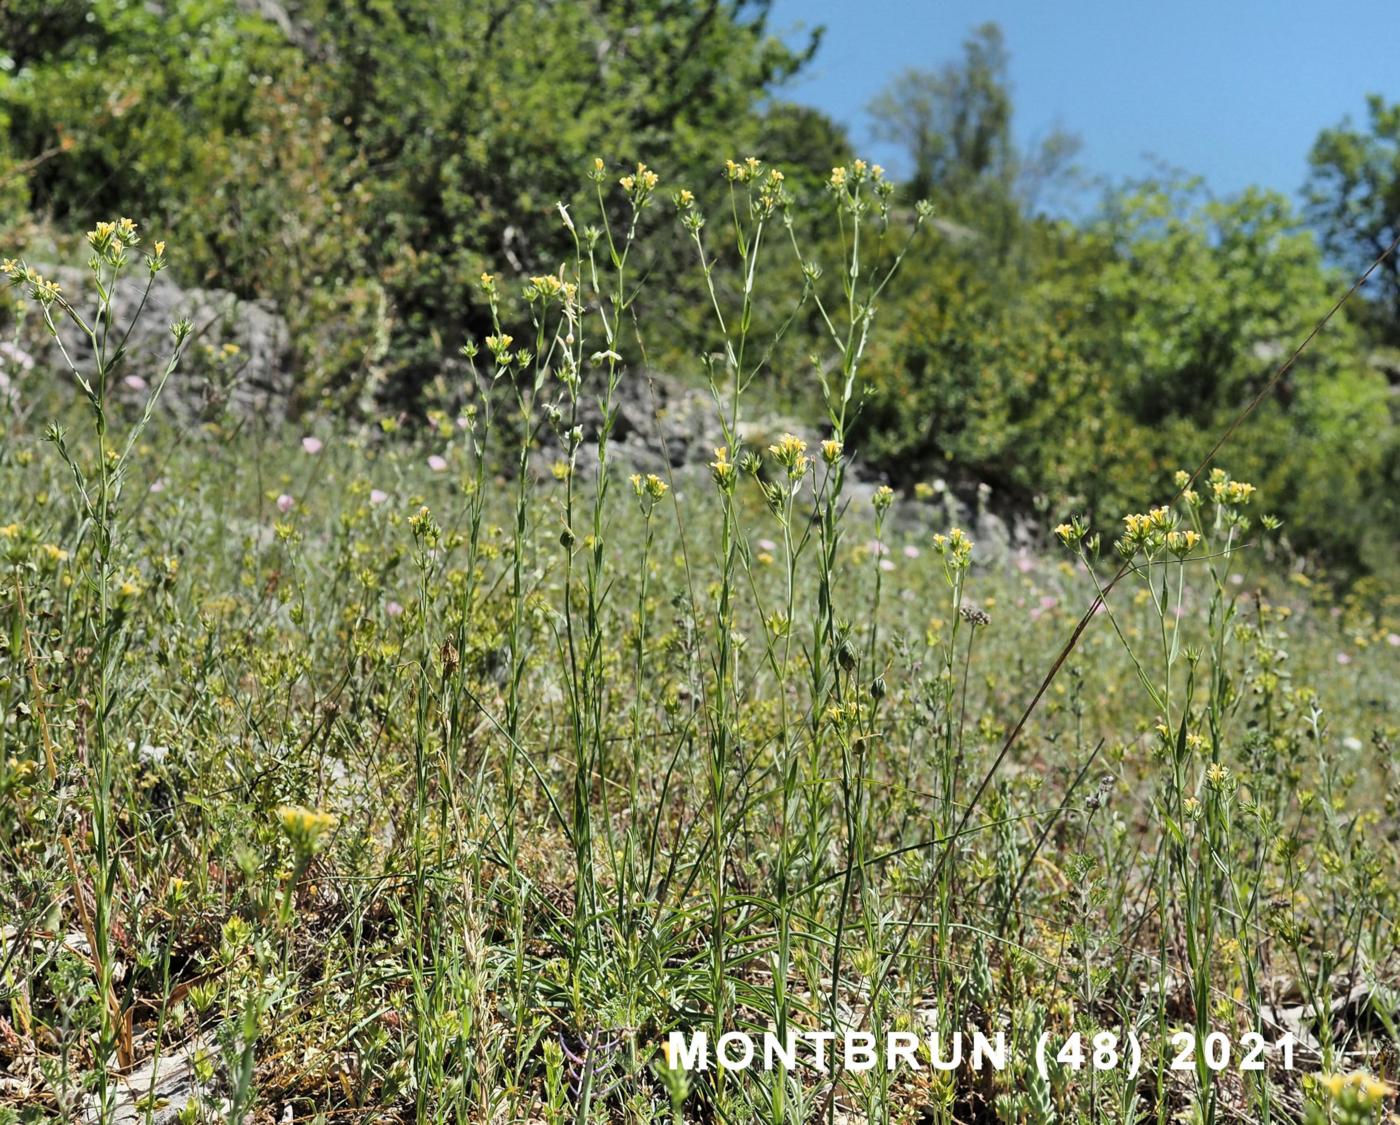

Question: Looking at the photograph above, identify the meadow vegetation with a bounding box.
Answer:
[3,5,1399,574]
[0,157,1397,1124]
[2,4,1400,1122]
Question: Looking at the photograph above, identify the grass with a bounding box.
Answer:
[1,162,1398,1125]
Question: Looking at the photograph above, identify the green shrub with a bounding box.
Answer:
[856,182,1399,572]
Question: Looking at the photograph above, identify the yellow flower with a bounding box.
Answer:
[42,544,69,563]
[1166,529,1199,556]
[709,446,737,491]
[767,433,809,477]
[932,527,973,569]
[1314,1070,1394,1107]
[277,805,337,855]
[829,166,849,188]
[820,438,843,464]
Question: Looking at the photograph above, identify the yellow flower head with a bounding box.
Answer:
[767,433,809,477]
[709,446,737,491]
[277,804,337,855]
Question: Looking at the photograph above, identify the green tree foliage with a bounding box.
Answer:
[2,11,1395,572]
[868,23,1014,202]
[867,21,1080,250]
[857,182,1398,571]
[1,0,819,399]
[1306,94,1400,341]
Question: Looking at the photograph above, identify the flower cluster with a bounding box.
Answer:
[1207,467,1256,507]
[932,527,974,570]
[708,446,738,493]
[523,272,576,306]
[619,162,660,206]
[484,334,515,364]
[827,160,894,210]
[629,472,668,514]
[86,217,141,267]
[2,259,63,305]
[1306,1071,1394,1125]
[277,805,337,857]
[1116,505,1177,559]
[724,157,764,183]
[767,433,810,479]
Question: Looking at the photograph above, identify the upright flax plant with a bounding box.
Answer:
[5,227,189,1119]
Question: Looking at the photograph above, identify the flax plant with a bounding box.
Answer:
[5,233,189,1122]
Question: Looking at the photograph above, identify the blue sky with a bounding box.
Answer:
[767,0,1397,206]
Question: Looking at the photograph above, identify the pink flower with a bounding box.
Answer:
[757,538,778,552]
[123,374,148,391]
[427,454,448,472]
[1387,633,1400,648]
[864,539,888,556]
[879,559,896,572]
[385,600,404,618]
[0,342,35,371]
[1336,652,1352,666]
[1015,553,1034,574]
[301,436,323,455]
[370,489,389,506]
[903,544,921,559]
[149,478,166,494]
[456,416,471,430]
[1039,595,1058,610]
[276,494,295,514]
[1230,573,1244,586]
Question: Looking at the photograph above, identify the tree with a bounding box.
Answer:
[2,0,825,400]
[868,22,1012,205]
[1305,94,1400,342]
[867,22,1079,248]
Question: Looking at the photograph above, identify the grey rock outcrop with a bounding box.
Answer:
[42,265,294,422]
